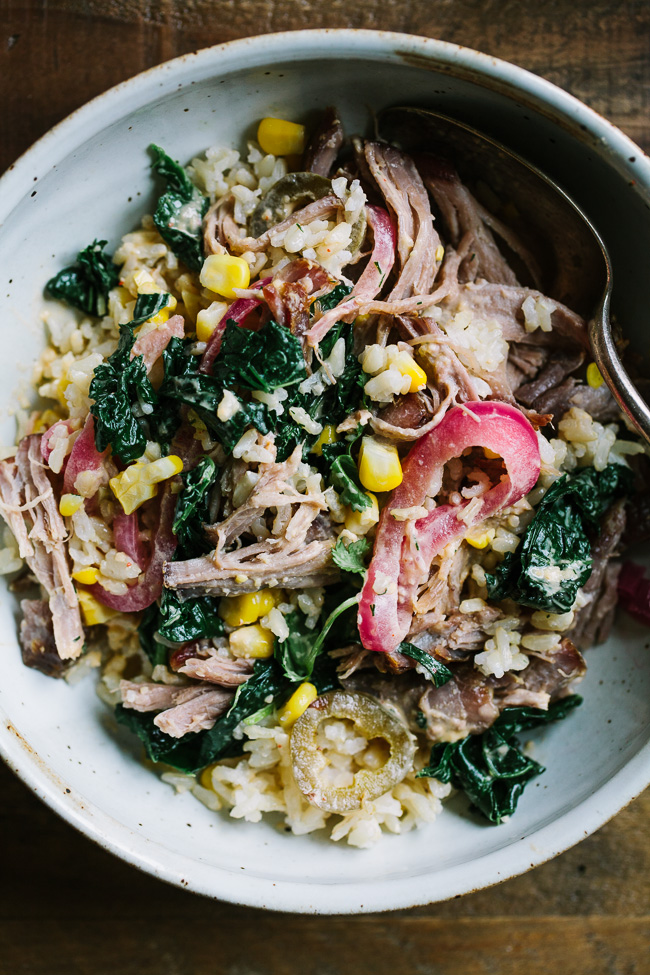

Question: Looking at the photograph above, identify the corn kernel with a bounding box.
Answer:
[435,244,445,262]
[358,436,403,493]
[587,362,604,388]
[465,526,496,549]
[110,455,183,515]
[181,288,203,325]
[196,300,229,343]
[344,491,380,535]
[278,682,318,729]
[483,447,501,460]
[257,117,306,157]
[72,566,99,585]
[229,623,275,659]
[59,493,84,517]
[310,424,337,456]
[394,355,428,393]
[77,588,118,626]
[200,254,250,299]
[199,763,218,790]
[32,408,62,434]
[219,589,278,627]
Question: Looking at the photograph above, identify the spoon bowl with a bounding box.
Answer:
[377,106,650,444]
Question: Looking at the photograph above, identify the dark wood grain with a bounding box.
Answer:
[1,1,649,972]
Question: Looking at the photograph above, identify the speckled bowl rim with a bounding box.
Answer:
[1,29,649,914]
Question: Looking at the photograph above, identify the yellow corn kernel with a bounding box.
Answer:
[110,455,183,515]
[465,526,496,549]
[59,493,84,517]
[200,254,250,299]
[395,356,428,393]
[196,300,229,343]
[229,623,275,659]
[278,682,318,729]
[133,269,159,295]
[310,424,337,457]
[435,244,445,262]
[199,764,218,790]
[219,589,278,627]
[587,362,604,388]
[358,436,403,493]
[72,566,99,585]
[344,491,380,535]
[181,288,203,325]
[32,408,62,434]
[77,588,118,626]
[257,117,306,157]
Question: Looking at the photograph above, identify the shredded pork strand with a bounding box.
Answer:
[0,436,83,659]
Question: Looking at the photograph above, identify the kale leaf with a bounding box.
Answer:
[89,324,157,463]
[399,641,453,688]
[138,603,168,668]
[150,145,208,272]
[331,536,371,577]
[46,239,120,317]
[172,456,217,558]
[486,464,634,613]
[156,589,224,645]
[212,318,307,392]
[417,695,582,824]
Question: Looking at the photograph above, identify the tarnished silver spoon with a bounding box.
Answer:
[377,106,650,445]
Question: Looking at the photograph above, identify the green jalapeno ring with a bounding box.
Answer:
[290,690,417,814]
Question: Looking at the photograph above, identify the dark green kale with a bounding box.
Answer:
[486,464,634,613]
[150,144,208,272]
[116,659,295,772]
[398,642,453,688]
[314,282,352,313]
[331,536,371,577]
[212,318,307,391]
[45,239,120,317]
[156,590,224,645]
[417,695,583,824]
[172,456,217,558]
[89,293,183,461]
[89,324,156,463]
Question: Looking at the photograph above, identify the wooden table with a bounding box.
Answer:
[1,2,649,972]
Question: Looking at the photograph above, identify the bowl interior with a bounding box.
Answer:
[0,32,649,912]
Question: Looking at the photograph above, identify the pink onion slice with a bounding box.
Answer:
[358,402,541,653]
[62,414,108,496]
[113,511,147,568]
[88,483,177,612]
[306,206,397,346]
[40,419,76,463]
[199,277,271,374]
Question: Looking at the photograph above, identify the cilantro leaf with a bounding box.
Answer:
[331,536,371,577]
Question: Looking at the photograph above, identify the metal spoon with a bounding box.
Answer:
[377,106,650,445]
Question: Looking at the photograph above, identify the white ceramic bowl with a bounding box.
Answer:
[1,30,649,914]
